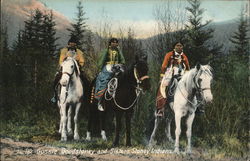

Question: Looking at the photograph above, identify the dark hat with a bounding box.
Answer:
[109,38,118,44]
[68,36,78,44]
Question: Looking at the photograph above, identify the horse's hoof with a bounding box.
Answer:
[185,148,192,155]
[86,136,91,141]
[101,130,107,141]
[174,148,180,154]
[102,137,107,141]
[148,139,156,147]
[74,134,80,140]
[112,142,119,147]
[86,131,91,141]
[168,138,174,143]
[61,137,67,142]
[126,143,132,147]
[68,130,73,136]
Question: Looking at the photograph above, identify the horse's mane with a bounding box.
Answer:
[117,60,148,85]
[179,65,213,93]
[117,64,135,85]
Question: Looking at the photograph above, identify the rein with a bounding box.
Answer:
[177,69,211,108]
[104,67,149,110]
[60,62,78,104]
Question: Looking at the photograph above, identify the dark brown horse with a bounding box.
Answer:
[86,55,150,146]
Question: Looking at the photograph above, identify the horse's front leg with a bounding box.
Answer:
[113,111,122,147]
[86,102,95,141]
[174,111,182,153]
[99,111,107,141]
[67,106,73,136]
[165,113,174,143]
[186,112,195,154]
[125,111,132,146]
[73,103,81,140]
[148,111,161,147]
[58,106,63,134]
[60,104,67,141]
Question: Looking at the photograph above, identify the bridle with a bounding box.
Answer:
[177,66,213,107]
[104,65,150,110]
[133,67,150,92]
[193,66,213,94]
[60,59,78,104]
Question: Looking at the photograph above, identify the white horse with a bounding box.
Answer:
[149,64,213,154]
[58,56,83,141]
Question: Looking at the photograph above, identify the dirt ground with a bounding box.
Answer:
[0,137,247,161]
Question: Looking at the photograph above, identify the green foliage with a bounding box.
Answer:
[184,0,221,66]
[192,52,249,157]
[67,1,98,80]
[67,1,88,50]
[121,28,144,66]
[229,11,250,63]
[0,1,248,159]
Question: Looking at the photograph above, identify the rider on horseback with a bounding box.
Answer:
[94,38,125,111]
[156,41,190,117]
[51,36,86,103]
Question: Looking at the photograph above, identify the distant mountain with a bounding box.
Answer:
[207,20,240,53]
[3,0,247,54]
[141,19,246,55]
[2,0,71,48]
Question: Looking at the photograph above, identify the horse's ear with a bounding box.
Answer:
[196,63,201,70]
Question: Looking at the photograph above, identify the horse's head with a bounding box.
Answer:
[194,64,213,103]
[60,57,80,87]
[134,58,151,91]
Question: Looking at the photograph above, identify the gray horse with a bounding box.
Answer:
[149,64,213,154]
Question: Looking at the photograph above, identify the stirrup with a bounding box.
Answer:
[156,110,163,117]
[50,96,57,104]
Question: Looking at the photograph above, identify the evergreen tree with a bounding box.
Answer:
[16,9,58,105]
[230,11,250,62]
[41,10,59,56]
[82,31,98,80]
[121,28,144,66]
[184,0,221,66]
[12,30,23,52]
[67,1,88,51]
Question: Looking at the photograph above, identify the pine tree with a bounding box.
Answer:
[184,0,221,66]
[17,9,58,105]
[41,10,59,56]
[230,11,250,62]
[121,28,144,66]
[67,1,88,51]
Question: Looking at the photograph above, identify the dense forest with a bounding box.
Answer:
[0,0,249,158]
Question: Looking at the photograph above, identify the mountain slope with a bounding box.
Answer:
[2,0,71,48]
